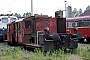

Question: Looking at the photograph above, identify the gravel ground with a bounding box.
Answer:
[69,44,90,60]
[0,43,9,51]
[69,55,84,60]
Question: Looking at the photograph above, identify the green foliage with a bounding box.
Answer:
[85,5,90,11]
[72,8,79,17]
[0,46,29,60]
[22,12,31,18]
[12,12,31,19]
[72,5,90,17]
[77,44,90,59]
[0,44,90,60]
[72,8,83,17]
[78,8,83,16]
[13,13,21,18]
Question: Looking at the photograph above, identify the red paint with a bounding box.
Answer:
[49,18,57,33]
[7,22,15,42]
[66,27,90,38]
[7,15,65,45]
[66,16,90,38]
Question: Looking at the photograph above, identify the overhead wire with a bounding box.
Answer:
[0,0,16,12]
[0,0,8,8]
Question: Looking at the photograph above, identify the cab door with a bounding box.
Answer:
[7,24,11,42]
[22,20,32,44]
[7,22,15,43]
[11,22,16,44]
[15,22,18,44]
[15,22,23,44]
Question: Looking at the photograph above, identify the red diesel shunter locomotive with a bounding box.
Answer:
[66,16,90,43]
[6,15,78,51]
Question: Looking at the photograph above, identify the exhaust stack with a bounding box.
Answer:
[31,0,33,16]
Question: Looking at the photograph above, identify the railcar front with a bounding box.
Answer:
[66,16,90,43]
[0,14,17,42]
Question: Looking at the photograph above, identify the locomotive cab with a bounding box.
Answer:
[15,18,33,45]
[6,15,78,51]
[32,16,78,51]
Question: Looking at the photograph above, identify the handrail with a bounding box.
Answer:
[45,39,54,42]
[37,31,43,45]
[22,29,24,37]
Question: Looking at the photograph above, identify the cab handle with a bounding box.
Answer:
[22,29,24,37]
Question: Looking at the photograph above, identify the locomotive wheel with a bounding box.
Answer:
[77,32,82,39]
[52,33,61,50]
[86,38,90,44]
[78,38,84,43]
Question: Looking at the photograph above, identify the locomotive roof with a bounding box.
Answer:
[34,15,49,18]
[7,18,24,25]
[66,15,90,21]
[15,18,24,22]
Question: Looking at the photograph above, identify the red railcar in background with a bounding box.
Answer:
[66,16,90,43]
[6,15,78,51]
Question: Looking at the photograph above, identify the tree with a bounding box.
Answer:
[22,13,26,18]
[13,12,31,19]
[22,12,31,18]
[78,8,83,16]
[13,13,21,18]
[86,5,90,10]
[72,8,79,17]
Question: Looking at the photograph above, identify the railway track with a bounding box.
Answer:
[0,41,35,52]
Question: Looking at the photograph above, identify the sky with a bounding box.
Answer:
[0,0,90,17]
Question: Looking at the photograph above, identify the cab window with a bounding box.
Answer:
[10,18,16,22]
[2,18,8,23]
[24,20,31,28]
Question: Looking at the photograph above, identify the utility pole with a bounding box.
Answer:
[31,0,33,16]
[64,0,67,17]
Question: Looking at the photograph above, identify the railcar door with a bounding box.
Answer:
[15,22,23,44]
[11,22,16,44]
[15,22,19,44]
[7,24,11,42]
[7,22,15,43]
[15,20,32,44]
[22,20,32,44]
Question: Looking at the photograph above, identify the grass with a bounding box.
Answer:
[77,44,90,59]
[0,44,89,60]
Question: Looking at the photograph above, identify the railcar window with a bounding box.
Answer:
[77,21,82,27]
[24,20,31,28]
[88,21,90,26]
[67,21,74,27]
[10,18,16,22]
[2,18,8,23]
[68,20,85,27]
[80,20,90,27]
[67,20,90,27]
